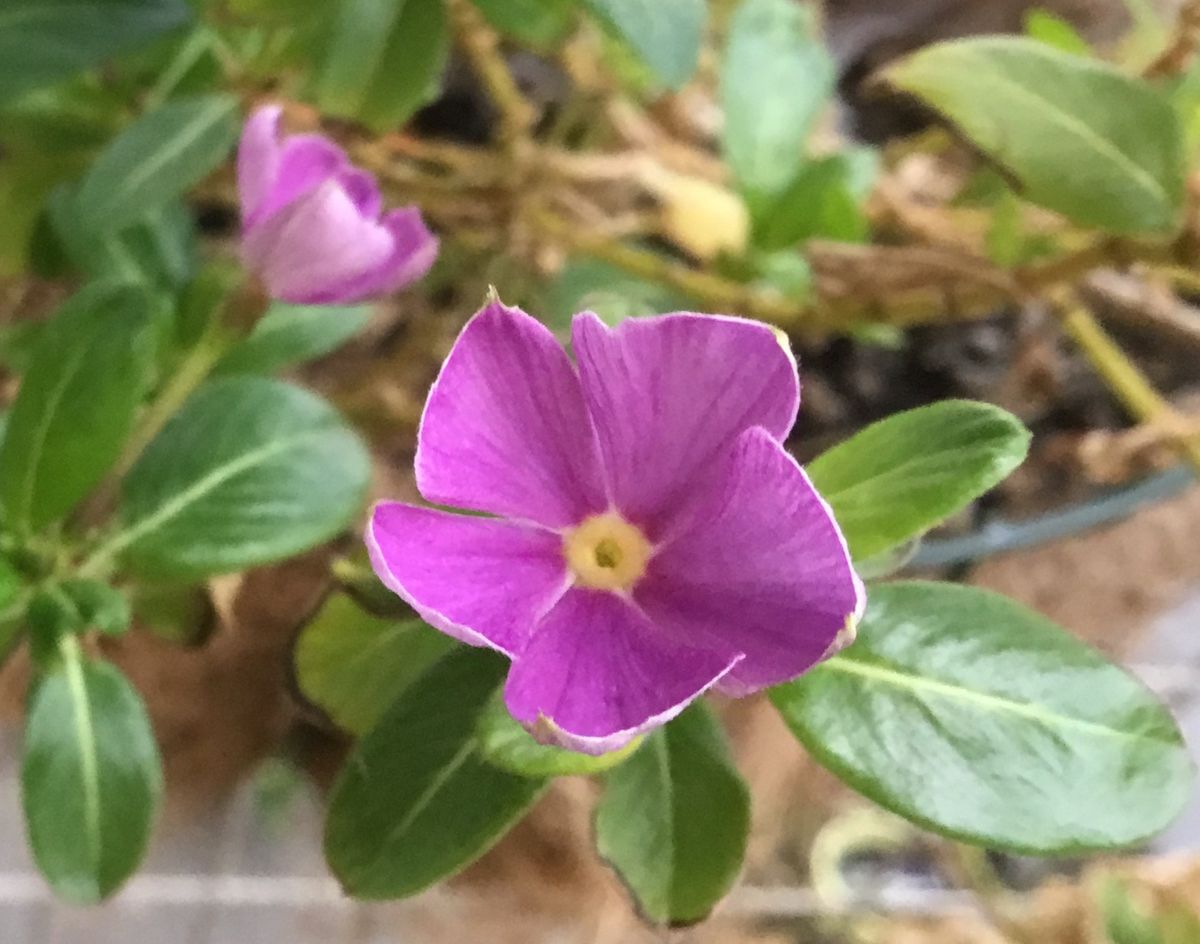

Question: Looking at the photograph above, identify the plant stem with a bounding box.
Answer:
[1056,295,1200,472]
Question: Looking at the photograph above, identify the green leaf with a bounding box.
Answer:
[213,303,372,377]
[543,258,688,334]
[1100,876,1166,944]
[771,581,1194,854]
[806,400,1031,561]
[0,283,156,534]
[477,693,641,778]
[0,0,190,105]
[752,150,877,249]
[48,188,197,290]
[111,377,371,579]
[73,94,239,235]
[884,37,1184,233]
[0,557,18,611]
[579,0,705,90]
[316,0,449,133]
[295,594,455,735]
[721,0,834,204]
[594,703,749,925]
[469,0,576,48]
[22,638,162,903]
[1023,9,1092,55]
[325,648,546,899]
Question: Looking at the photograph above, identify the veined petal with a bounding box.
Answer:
[503,589,740,755]
[416,302,607,528]
[237,105,284,220]
[367,502,570,657]
[572,312,800,539]
[243,180,394,304]
[316,207,438,303]
[637,426,864,696]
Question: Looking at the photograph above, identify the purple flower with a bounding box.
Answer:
[237,105,438,305]
[368,302,865,754]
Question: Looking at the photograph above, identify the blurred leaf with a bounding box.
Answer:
[114,377,371,578]
[49,188,196,289]
[595,703,749,925]
[27,581,129,655]
[74,94,238,234]
[753,149,877,249]
[544,258,687,334]
[1100,876,1166,944]
[885,37,1184,233]
[1172,59,1200,164]
[22,639,161,903]
[469,0,576,47]
[213,303,371,377]
[295,594,455,735]
[317,0,449,133]
[0,557,17,612]
[1024,10,1091,55]
[722,0,834,205]
[750,252,812,302]
[0,283,155,534]
[807,400,1031,560]
[325,648,545,899]
[579,0,705,90]
[0,0,190,104]
[477,693,640,778]
[772,581,1194,854]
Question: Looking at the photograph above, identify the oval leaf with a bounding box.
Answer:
[771,581,1194,854]
[469,0,575,48]
[74,94,238,235]
[110,377,370,578]
[0,283,155,534]
[806,400,1030,561]
[595,703,749,925]
[885,37,1184,233]
[721,0,834,204]
[477,693,641,779]
[317,0,449,133]
[213,303,371,377]
[22,641,162,903]
[0,0,190,105]
[295,594,455,735]
[325,648,546,899]
[579,0,705,90]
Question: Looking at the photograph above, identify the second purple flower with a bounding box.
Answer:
[237,105,438,305]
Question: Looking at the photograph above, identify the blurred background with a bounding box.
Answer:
[2,0,1200,941]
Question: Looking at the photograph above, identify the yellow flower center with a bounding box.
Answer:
[563,512,652,591]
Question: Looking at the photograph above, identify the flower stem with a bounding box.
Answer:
[1056,294,1200,473]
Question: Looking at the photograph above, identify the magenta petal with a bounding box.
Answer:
[367,502,570,657]
[416,302,607,528]
[336,167,383,219]
[237,106,284,221]
[243,180,394,304]
[503,589,741,755]
[572,312,800,538]
[245,134,348,230]
[637,427,864,696]
[318,207,438,303]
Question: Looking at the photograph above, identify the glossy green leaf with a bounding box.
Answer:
[214,304,371,377]
[325,648,546,899]
[771,582,1194,854]
[0,283,155,534]
[806,400,1030,561]
[579,0,705,90]
[885,37,1184,233]
[74,94,239,234]
[112,377,371,578]
[317,0,449,133]
[470,0,575,47]
[722,0,834,204]
[595,703,749,925]
[22,639,161,903]
[477,693,641,778]
[295,594,455,735]
[0,0,190,104]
